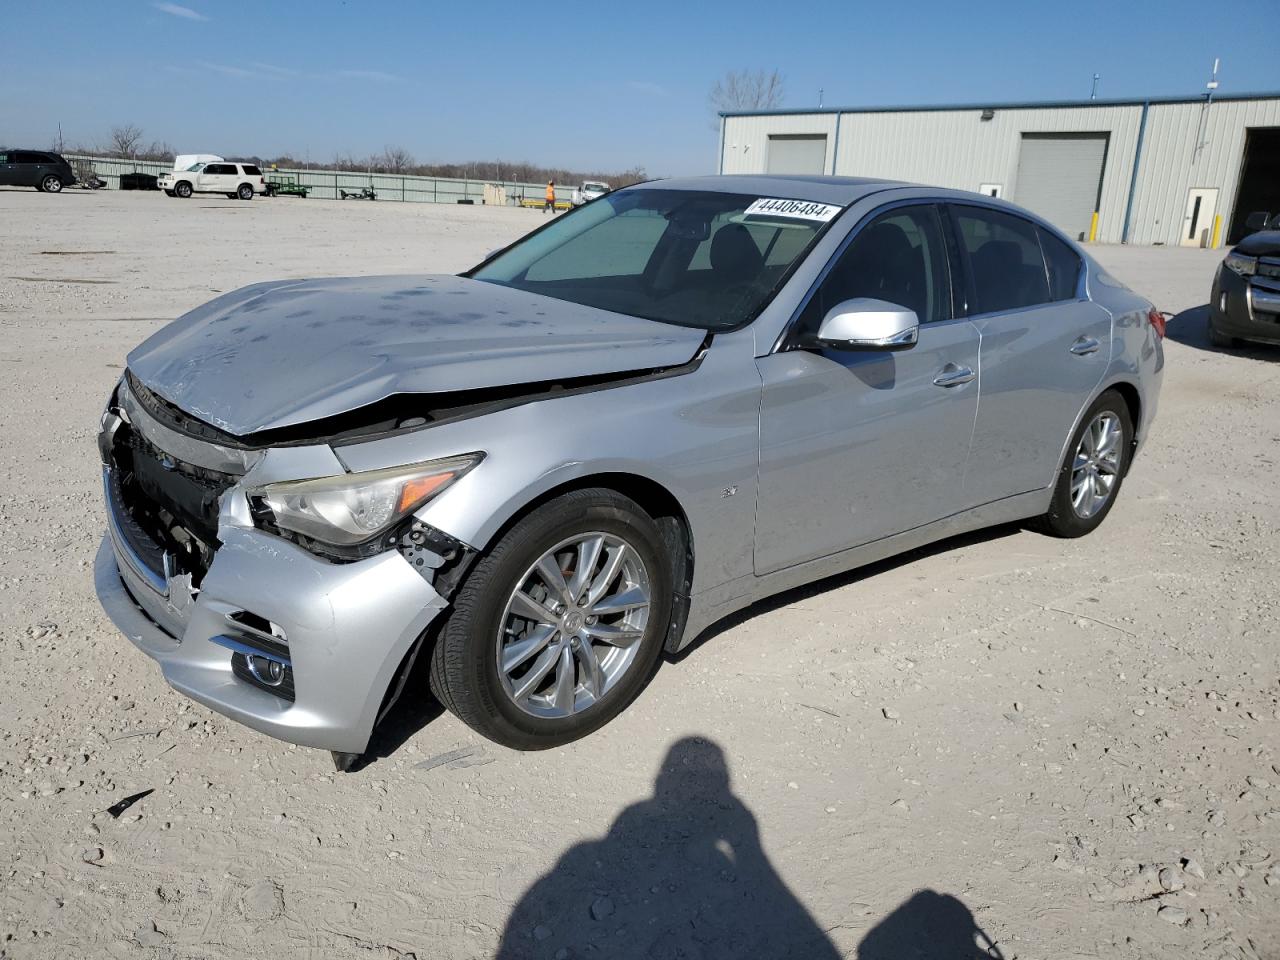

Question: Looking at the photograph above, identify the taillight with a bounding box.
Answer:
[1147,307,1166,339]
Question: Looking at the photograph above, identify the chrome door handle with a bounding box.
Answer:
[933,364,976,387]
[1070,336,1101,356]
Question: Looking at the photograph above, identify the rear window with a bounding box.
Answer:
[952,205,1051,314]
[1037,227,1082,301]
[242,165,262,176]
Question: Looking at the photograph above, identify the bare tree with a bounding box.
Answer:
[109,124,144,159]
[380,146,415,173]
[708,69,785,127]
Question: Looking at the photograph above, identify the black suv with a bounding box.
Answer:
[0,150,77,193]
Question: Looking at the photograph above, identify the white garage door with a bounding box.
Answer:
[1014,133,1109,241]
[766,135,827,175]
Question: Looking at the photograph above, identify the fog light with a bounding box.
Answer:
[247,655,287,687]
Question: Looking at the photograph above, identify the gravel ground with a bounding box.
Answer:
[1,188,1277,960]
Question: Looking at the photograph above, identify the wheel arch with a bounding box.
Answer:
[467,471,695,654]
[1053,377,1144,487]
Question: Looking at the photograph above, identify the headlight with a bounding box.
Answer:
[1224,251,1257,277]
[249,453,481,552]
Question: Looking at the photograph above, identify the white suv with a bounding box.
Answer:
[571,181,610,206]
[160,162,266,200]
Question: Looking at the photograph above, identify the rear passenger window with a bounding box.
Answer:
[243,165,262,176]
[1037,228,1082,301]
[952,206,1051,314]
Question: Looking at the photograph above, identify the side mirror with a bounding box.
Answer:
[1245,211,1270,233]
[815,298,919,350]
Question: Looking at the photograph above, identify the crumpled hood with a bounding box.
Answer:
[127,274,705,437]
[1233,230,1280,258]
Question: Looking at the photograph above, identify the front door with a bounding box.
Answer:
[754,203,980,575]
[1181,188,1219,248]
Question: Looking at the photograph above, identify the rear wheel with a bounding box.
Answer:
[237,183,253,200]
[40,175,63,193]
[175,181,192,198]
[429,488,673,750]
[1032,390,1133,538]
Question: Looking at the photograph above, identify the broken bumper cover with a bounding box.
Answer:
[95,521,448,754]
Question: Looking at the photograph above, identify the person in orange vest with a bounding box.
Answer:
[544,181,556,214]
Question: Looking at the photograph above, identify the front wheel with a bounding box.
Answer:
[237,183,253,200]
[1032,390,1133,538]
[429,488,673,749]
[1207,315,1238,349]
[174,181,193,198]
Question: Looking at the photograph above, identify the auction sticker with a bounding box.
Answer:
[744,198,840,222]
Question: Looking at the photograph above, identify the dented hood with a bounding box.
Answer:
[127,274,706,436]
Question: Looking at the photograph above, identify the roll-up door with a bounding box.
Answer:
[766,135,827,175]
[1014,133,1109,241]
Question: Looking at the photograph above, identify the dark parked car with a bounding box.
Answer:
[0,150,76,193]
[1209,212,1280,348]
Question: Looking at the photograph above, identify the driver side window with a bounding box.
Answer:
[797,204,951,338]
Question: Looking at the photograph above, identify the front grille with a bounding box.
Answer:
[105,384,241,585]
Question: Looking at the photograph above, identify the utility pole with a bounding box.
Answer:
[1090,74,1100,100]
[818,88,824,108]
[1194,58,1221,162]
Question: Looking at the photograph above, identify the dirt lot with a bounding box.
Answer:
[1,188,1278,960]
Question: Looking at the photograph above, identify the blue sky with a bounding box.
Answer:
[2,0,1277,176]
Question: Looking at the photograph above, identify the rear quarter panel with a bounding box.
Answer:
[1087,258,1164,452]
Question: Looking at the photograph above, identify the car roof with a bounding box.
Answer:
[632,174,908,207]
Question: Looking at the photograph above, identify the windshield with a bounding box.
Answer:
[583,182,608,192]
[471,189,837,330]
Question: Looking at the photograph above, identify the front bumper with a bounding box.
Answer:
[96,493,448,754]
[1211,264,1280,344]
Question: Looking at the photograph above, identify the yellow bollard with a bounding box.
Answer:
[1088,211,1099,243]
[1211,214,1222,249]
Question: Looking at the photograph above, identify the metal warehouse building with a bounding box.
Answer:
[718,92,1280,248]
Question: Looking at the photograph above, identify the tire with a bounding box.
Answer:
[1207,315,1238,349]
[41,175,63,193]
[237,183,253,200]
[429,488,674,750]
[175,181,193,199]
[1032,389,1133,538]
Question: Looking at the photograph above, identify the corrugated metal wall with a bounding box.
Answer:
[721,98,1280,247]
[1128,98,1280,246]
[720,113,839,176]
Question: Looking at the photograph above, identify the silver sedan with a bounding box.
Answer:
[95,175,1165,769]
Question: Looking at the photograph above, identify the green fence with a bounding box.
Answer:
[64,154,560,205]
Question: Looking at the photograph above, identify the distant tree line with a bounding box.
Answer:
[63,126,646,187]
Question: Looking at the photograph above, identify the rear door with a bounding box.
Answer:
[199,163,233,193]
[754,202,981,574]
[949,203,1111,502]
[10,151,42,187]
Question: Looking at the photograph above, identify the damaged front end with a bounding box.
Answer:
[95,375,474,758]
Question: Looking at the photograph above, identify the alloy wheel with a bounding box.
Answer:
[43,176,62,193]
[1070,412,1122,518]
[496,532,651,719]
